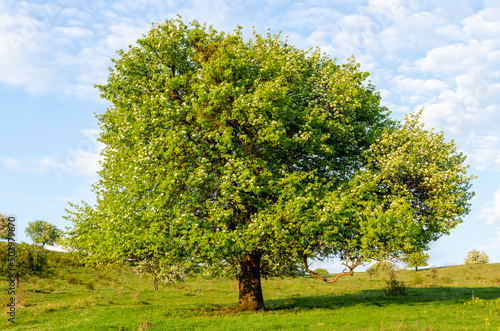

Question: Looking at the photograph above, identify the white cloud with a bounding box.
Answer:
[53,26,94,39]
[465,134,500,171]
[0,1,166,98]
[478,229,500,252]
[0,157,23,170]
[0,127,103,180]
[393,77,449,104]
[0,156,49,173]
[462,6,500,41]
[435,24,466,41]
[480,189,500,225]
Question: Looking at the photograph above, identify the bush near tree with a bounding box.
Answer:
[66,17,475,311]
[0,242,50,288]
[464,249,489,265]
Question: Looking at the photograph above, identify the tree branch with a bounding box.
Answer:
[303,255,360,283]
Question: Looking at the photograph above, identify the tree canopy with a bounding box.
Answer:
[464,249,489,264]
[25,220,61,248]
[402,251,429,271]
[66,17,474,311]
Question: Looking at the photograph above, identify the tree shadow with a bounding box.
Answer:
[264,286,499,311]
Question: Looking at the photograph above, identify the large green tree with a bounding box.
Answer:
[66,18,474,311]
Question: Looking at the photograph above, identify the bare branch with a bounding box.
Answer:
[303,255,360,284]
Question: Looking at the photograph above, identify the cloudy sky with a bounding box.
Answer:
[1,0,499,272]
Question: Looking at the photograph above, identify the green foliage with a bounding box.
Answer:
[65,17,474,305]
[0,242,50,288]
[15,244,50,277]
[312,268,329,275]
[25,220,61,248]
[133,259,185,290]
[66,17,392,272]
[45,250,85,267]
[464,249,489,265]
[0,213,10,240]
[319,110,475,265]
[402,251,429,270]
[366,260,394,276]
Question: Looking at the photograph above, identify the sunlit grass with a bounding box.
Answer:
[1,254,499,330]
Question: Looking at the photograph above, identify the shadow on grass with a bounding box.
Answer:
[265,286,499,311]
[160,286,498,317]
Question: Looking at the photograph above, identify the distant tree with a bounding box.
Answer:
[402,251,429,271]
[133,259,185,291]
[25,220,61,248]
[464,249,489,265]
[0,242,50,288]
[312,268,329,275]
[365,260,394,279]
[479,252,490,264]
[0,214,9,240]
[366,265,376,280]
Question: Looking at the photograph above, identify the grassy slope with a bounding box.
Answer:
[1,254,499,330]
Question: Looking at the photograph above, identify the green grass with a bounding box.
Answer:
[2,257,500,330]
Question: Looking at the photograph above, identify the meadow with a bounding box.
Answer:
[1,251,499,330]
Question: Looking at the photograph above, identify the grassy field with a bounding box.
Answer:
[1,252,499,330]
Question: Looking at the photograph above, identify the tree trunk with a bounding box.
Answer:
[237,252,265,311]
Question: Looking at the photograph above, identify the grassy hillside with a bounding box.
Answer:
[1,251,499,330]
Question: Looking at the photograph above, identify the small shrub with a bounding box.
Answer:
[0,242,50,288]
[66,275,79,284]
[430,266,438,280]
[383,270,407,296]
[410,273,423,286]
[97,273,112,281]
[441,276,453,284]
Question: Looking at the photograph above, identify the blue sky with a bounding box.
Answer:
[1,0,499,272]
